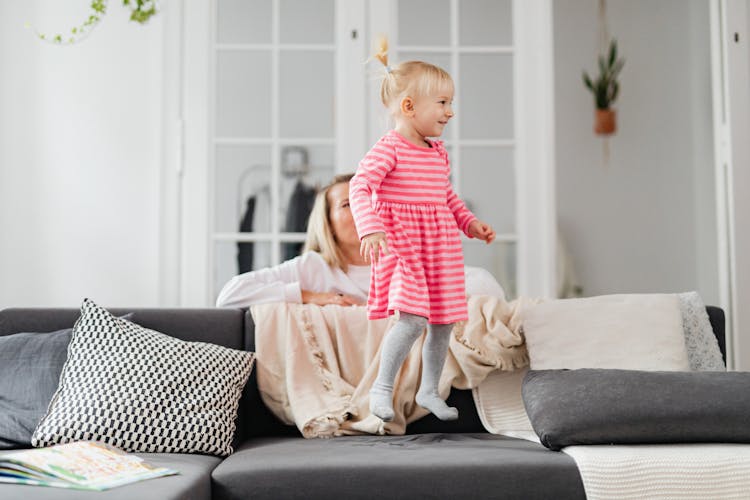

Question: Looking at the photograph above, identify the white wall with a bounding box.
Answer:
[0,0,724,310]
[554,0,719,305]
[0,3,163,308]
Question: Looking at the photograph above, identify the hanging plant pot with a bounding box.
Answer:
[594,108,617,135]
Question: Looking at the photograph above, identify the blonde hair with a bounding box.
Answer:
[303,173,355,272]
[374,35,454,114]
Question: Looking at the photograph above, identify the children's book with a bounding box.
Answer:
[0,441,178,491]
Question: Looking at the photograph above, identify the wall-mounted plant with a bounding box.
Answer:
[582,38,625,135]
[26,0,158,45]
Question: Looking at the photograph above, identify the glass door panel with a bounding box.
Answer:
[459,54,513,139]
[217,0,272,44]
[277,145,335,259]
[216,51,272,137]
[214,145,272,234]
[279,50,335,138]
[458,0,512,46]
[459,146,515,234]
[397,0,451,46]
[280,0,335,43]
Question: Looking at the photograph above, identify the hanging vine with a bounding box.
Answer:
[26,0,158,45]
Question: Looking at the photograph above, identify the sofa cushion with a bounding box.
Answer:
[32,299,254,457]
[522,293,690,370]
[522,369,750,451]
[0,452,221,499]
[211,434,585,500]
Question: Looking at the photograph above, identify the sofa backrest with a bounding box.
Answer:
[0,304,727,441]
[706,305,726,362]
[242,305,728,437]
[0,307,245,347]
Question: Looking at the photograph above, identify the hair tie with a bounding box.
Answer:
[385,65,393,73]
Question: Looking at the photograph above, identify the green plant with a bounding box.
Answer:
[582,39,625,110]
[26,0,158,45]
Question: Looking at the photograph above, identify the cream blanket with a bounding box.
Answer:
[252,295,537,438]
[562,444,750,500]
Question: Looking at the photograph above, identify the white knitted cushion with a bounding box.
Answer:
[677,291,725,371]
[31,299,254,457]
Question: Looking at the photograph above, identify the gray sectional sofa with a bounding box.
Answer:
[0,305,726,500]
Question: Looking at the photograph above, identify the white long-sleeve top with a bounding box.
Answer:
[216,251,505,308]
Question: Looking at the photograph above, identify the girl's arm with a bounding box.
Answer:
[349,138,397,239]
[447,184,478,237]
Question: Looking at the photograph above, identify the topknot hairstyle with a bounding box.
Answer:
[373,35,454,115]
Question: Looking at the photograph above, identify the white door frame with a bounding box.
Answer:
[710,0,750,370]
[514,0,557,298]
[180,0,212,306]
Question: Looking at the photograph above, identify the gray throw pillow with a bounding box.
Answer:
[522,369,750,451]
[0,314,134,449]
[0,328,72,449]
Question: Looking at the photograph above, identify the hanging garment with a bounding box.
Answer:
[283,180,317,261]
[237,197,256,274]
[237,185,271,273]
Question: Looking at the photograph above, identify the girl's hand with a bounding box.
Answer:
[301,290,365,307]
[360,232,388,264]
[468,220,496,244]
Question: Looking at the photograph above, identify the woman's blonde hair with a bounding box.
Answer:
[303,173,355,272]
[374,35,454,114]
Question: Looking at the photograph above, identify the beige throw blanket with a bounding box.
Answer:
[252,295,537,438]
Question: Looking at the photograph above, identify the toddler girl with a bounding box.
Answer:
[350,38,496,422]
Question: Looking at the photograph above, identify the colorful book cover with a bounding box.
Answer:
[0,441,178,491]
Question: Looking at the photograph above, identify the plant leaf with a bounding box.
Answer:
[583,72,594,91]
[608,39,617,68]
[598,55,607,77]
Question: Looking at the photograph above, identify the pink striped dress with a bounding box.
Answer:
[350,130,477,324]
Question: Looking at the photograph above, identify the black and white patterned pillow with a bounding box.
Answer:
[31,298,254,457]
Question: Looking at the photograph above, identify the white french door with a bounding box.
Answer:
[177,0,555,306]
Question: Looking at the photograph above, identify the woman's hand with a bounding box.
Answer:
[468,220,496,244]
[301,290,365,307]
[360,232,388,264]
